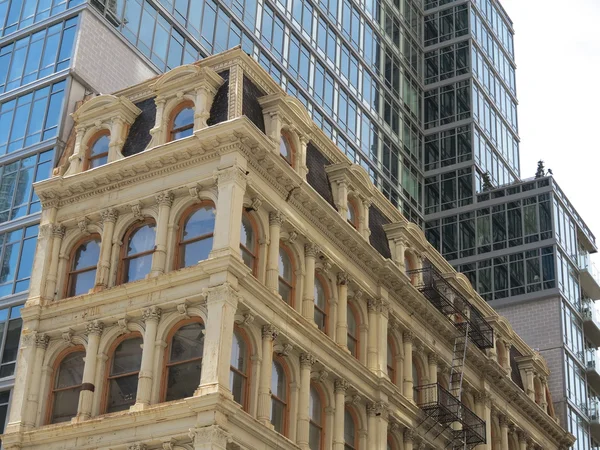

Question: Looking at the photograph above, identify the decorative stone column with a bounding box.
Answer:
[499,414,509,450]
[95,208,118,289]
[336,272,349,348]
[257,324,278,425]
[133,306,161,410]
[358,199,370,239]
[266,212,284,292]
[150,191,173,277]
[403,428,414,450]
[539,375,548,412]
[366,401,387,450]
[428,353,438,404]
[189,425,232,450]
[76,321,103,421]
[394,239,407,272]
[524,368,535,402]
[194,84,217,130]
[378,299,389,377]
[198,283,239,397]
[23,333,49,427]
[297,352,316,449]
[403,332,414,400]
[43,224,65,301]
[333,379,349,450]
[302,243,319,323]
[107,117,125,163]
[337,181,349,219]
[518,431,529,450]
[502,341,512,373]
[367,299,378,372]
[210,163,247,260]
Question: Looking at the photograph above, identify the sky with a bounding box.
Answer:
[499,0,600,244]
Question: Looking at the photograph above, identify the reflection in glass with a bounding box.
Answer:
[347,305,358,358]
[240,213,256,272]
[278,247,293,304]
[166,322,204,401]
[309,385,322,450]
[87,134,110,169]
[68,237,100,297]
[106,337,142,412]
[230,329,248,406]
[314,276,327,331]
[279,135,292,165]
[344,408,356,449]
[270,359,287,434]
[170,106,194,140]
[51,351,84,423]
[179,205,215,268]
[121,223,156,283]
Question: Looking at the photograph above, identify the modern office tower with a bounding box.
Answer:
[2,48,573,450]
[421,2,600,449]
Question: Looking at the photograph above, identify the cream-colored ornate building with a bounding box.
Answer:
[1,48,574,450]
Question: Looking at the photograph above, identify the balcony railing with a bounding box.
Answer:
[415,383,486,449]
[579,254,600,299]
[582,300,600,347]
[587,349,600,392]
[408,264,494,349]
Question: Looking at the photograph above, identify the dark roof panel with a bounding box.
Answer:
[369,206,391,259]
[242,76,265,133]
[306,143,335,208]
[122,97,156,157]
[207,70,229,126]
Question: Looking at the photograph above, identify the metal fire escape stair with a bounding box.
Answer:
[449,323,470,402]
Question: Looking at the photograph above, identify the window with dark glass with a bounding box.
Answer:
[0,389,9,439]
[280,134,293,165]
[177,204,215,268]
[0,225,37,297]
[169,103,194,141]
[270,359,287,434]
[49,349,84,423]
[119,221,156,284]
[85,133,110,170]
[344,408,357,450]
[347,304,358,358]
[0,305,22,378]
[278,246,293,305]
[309,385,323,450]
[164,321,204,401]
[387,337,395,383]
[67,236,100,297]
[347,201,358,228]
[105,336,142,413]
[314,276,327,332]
[230,328,248,407]
[240,213,257,273]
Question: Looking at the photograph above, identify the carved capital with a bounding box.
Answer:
[142,306,161,322]
[337,272,350,286]
[304,242,320,258]
[366,401,387,417]
[86,320,104,336]
[52,224,66,238]
[250,196,262,211]
[35,333,50,349]
[300,352,316,368]
[127,444,146,450]
[215,166,247,186]
[262,324,279,341]
[101,208,118,223]
[403,427,415,442]
[334,378,349,393]
[206,282,239,305]
[428,353,439,366]
[518,430,530,443]
[269,211,285,226]
[367,298,378,312]
[155,191,174,207]
[189,425,232,446]
[403,331,414,343]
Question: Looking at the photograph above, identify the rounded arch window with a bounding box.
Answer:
[169,102,194,141]
[86,132,110,170]
[105,335,142,413]
[412,357,420,403]
[347,304,359,358]
[164,320,205,401]
[344,408,357,450]
[314,275,328,332]
[279,133,293,166]
[119,221,156,284]
[240,212,257,273]
[230,327,249,408]
[387,336,396,383]
[67,236,101,297]
[347,200,358,229]
[271,358,288,435]
[177,203,215,269]
[278,245,294,305]
[309,384,324,450]
[49,348,84,424]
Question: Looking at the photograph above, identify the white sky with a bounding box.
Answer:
[499,0,600,245]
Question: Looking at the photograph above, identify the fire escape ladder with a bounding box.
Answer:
[449,323,470,402]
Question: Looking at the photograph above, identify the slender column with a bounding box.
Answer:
[302,244,319,323]
[266,212,284,292]
[198,283,239,397]
[518,431,529,450]
[76,321,104,421]
[43,225,65,301]
[337,181,349,219]
[367,299,378,372]
[194,86,215,130]
[336,272,349,348]
[189,425,232,450]
[428,353,438,404]
[333,379,349,450]
[367,402,388,450]
[297,353,316,449]
[378,300,389,376]
[502,341,512,373]
[150,191,173,277]
[257,325,278,425]
[499,414,509,450]
[210,163,247,259]
[108,117,125,163]
[359,199,370,238]
[524,368,535,401]
[133,306,161,409]
[403,428,414,450]
[23,333,49,427]
[366,402,377,450]
[539,375,548,411]
[394,239,407,272]
[403,332,414,400]
[95,209,118,289]
[483,393,492,448]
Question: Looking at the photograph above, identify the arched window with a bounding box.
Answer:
[412,358,420,403]
[314,275,328,332]
[164,320,204,401]
[309,385,324,450]
[85,132,110,170]
[67,236,101,297]
[278,245,294,305]
[344,408,357,450]
[270,358,288,435]
[240,212,257,273]
[387,435,396,450]
[177,203,215,269]
[105,336,142,413]
[279,133,293,166]
[347,200,358,229]
[387,336,395,383]
[230,328,249,408]
[118,221,156,284]
[169,102,194,141]
[49,348,84,424]
[347,304,359,358]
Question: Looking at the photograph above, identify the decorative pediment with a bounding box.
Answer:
[149,65,224,98]
[71,94,141,128]
[325,162,376,202]
[258,92,313,135]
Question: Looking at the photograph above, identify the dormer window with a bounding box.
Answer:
[347,200,358,229]
[279,133,293,166]
[85,132,110,170]
[169,102,194,141]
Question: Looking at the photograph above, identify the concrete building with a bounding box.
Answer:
[1,49,573,450]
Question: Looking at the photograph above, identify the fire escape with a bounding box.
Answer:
[408,263,494,449]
